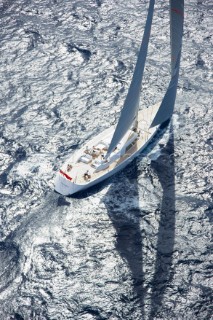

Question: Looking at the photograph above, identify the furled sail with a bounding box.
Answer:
[150,0,184,128]
[106,0,155,157]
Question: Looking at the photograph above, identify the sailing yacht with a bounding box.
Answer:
[55,0,184,196]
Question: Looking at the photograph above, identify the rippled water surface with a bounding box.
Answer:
[0,0,212,319]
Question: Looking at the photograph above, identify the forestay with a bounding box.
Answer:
[106,0,155,157]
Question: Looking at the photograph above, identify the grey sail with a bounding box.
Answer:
[106,0,155,157]
[150,0,184,128]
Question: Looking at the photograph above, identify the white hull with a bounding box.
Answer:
[55,103,160,196]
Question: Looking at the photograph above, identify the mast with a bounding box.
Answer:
[150,0,184,128]
[106,0,155,157]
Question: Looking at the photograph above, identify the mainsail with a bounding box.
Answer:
[150,0,184,127]
[106,0,155,157]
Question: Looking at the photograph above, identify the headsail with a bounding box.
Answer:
[106,0,155,157]
[150,0,184,128]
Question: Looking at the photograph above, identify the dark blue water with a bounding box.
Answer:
[0,1,212,319]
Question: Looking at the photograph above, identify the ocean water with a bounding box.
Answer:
[0,0,212,319]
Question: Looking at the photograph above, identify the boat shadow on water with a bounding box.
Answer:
[101,121,175,319]
[149,123,176,319]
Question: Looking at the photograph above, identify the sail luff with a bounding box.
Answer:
[150,0,184,128]
[106,0,155,157]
